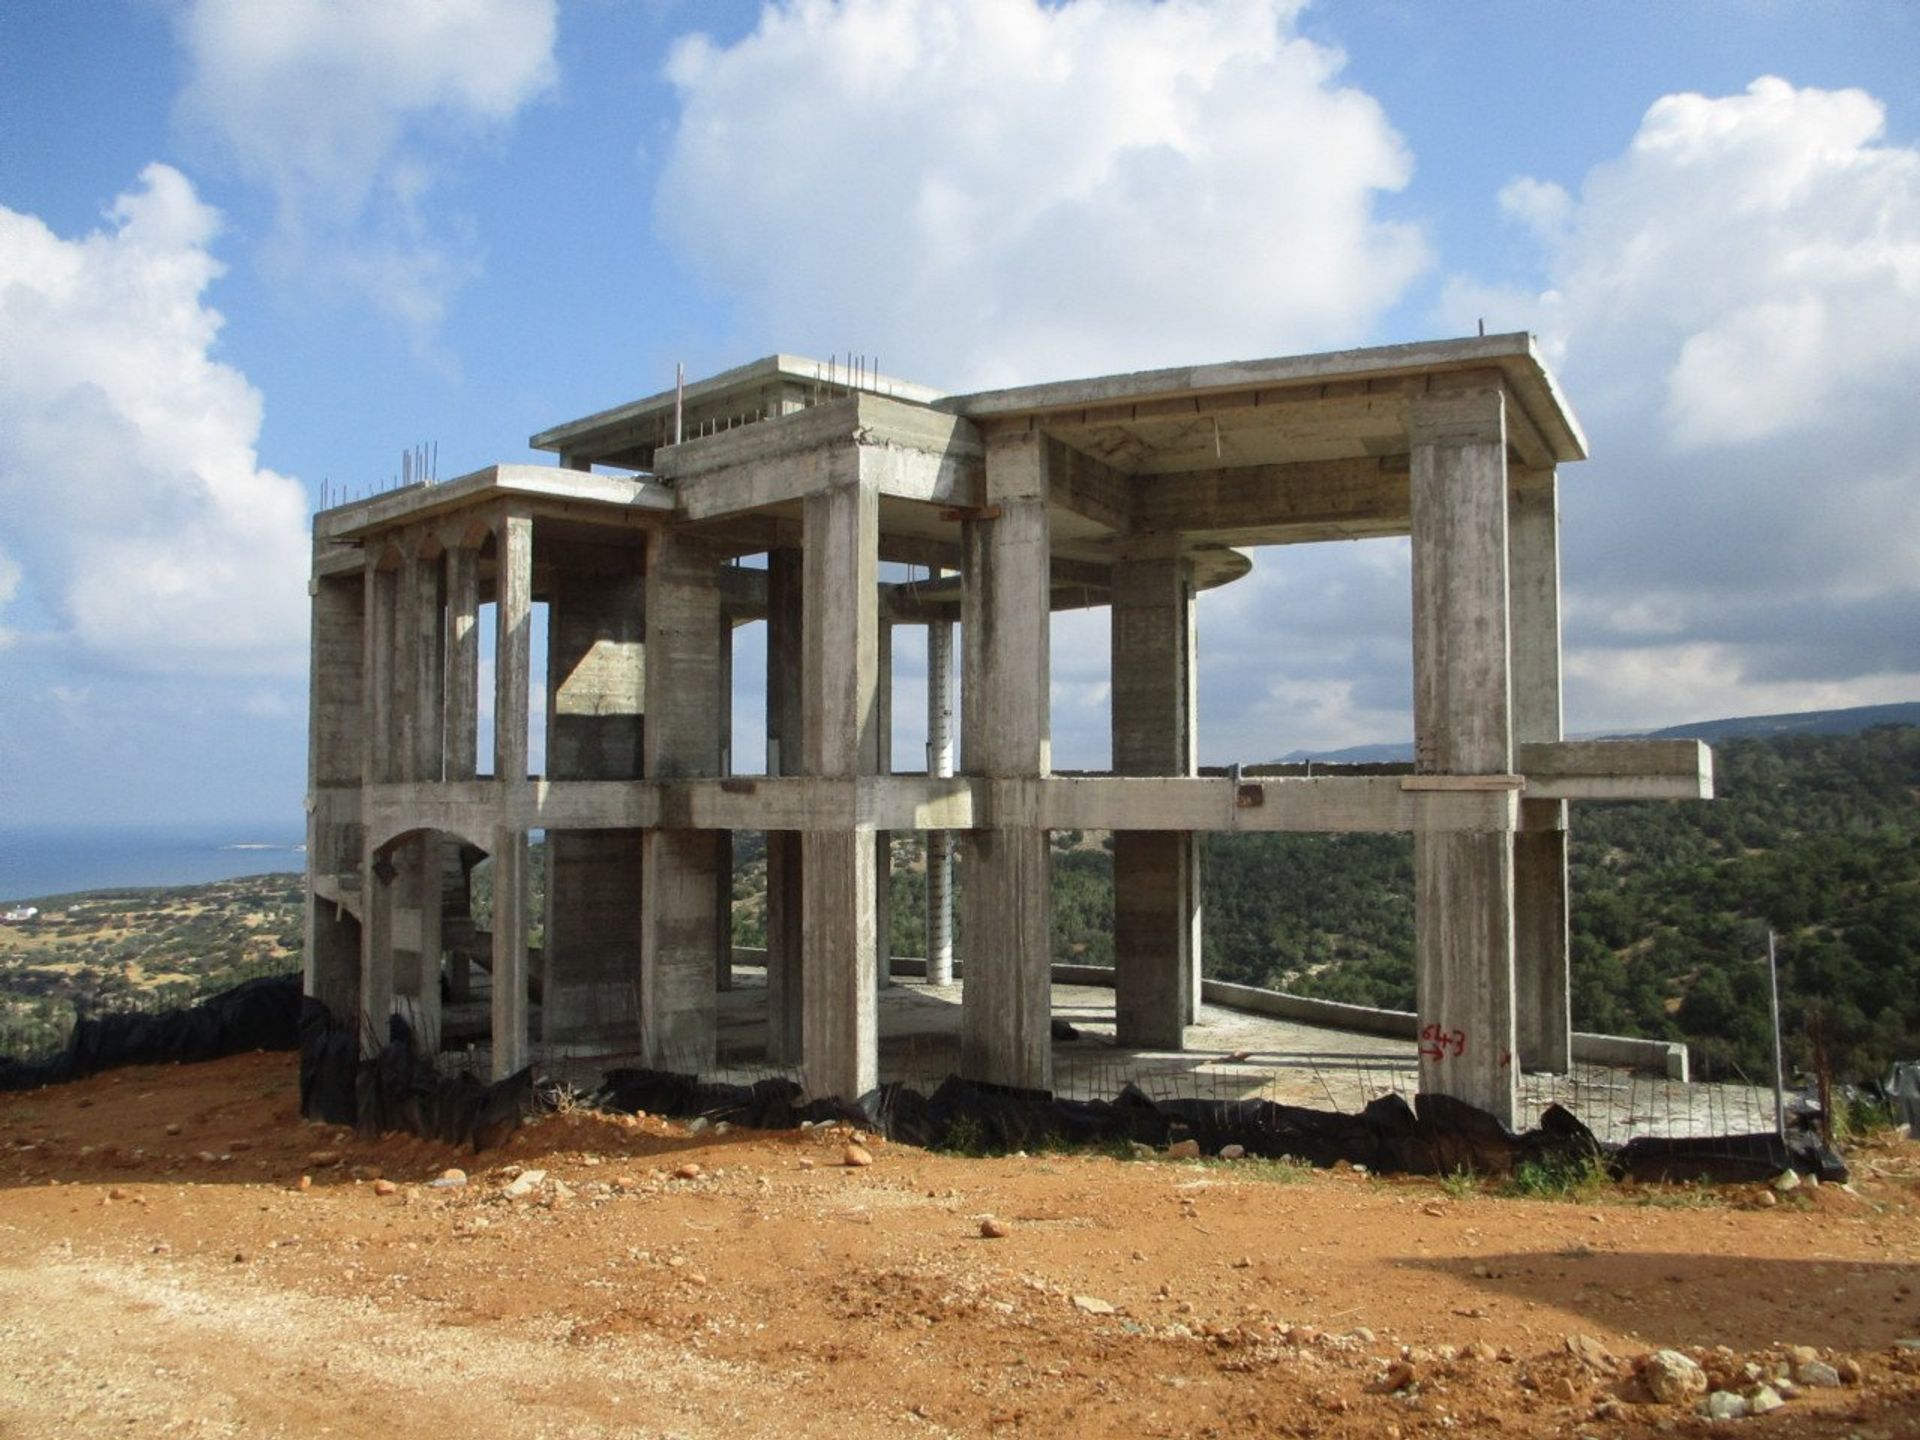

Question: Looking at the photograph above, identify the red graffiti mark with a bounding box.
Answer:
[1418,1024,1468,1061]
[1500,1050,1512,1069]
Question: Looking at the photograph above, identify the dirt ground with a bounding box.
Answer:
[2,1053,1918,1439]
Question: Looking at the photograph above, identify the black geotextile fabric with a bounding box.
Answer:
[298,1000,534,1152]
[585,1066,1849,1183]
[1614,1130,1849,1185]
[0,972,302,1092]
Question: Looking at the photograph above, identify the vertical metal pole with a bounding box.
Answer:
[1767,929,1787,1143]
[674,362,685,446]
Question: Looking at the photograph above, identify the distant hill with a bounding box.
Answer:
[1125,724,1920,1084]
[1643,702,1920,743]
[1278,741,1413,764]
[1277,701,1920,763]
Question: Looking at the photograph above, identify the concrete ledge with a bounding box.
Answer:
[1200,978,1419,1040]
[732,948,1688,1078]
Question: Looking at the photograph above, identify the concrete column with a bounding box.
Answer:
[398,545,445,1050]
[445,544,480,782]
[542,561,647,1046]
[356,559,398,1052]
[442,543,481,1010]
[362,560,397,785]
[1510,465,1571,1073]
[961,430,1053,1093]
[715,611,735,993]
[304,569,363,1020]
[392,837,441,1053]
[641,530,725,1071]
[1409,385,1518,1127]
[493,508,533,785]
[490,508,533,1074]
[490,825,531,1078]
[801,477,880,1100]
[1111,538,1201,1050]
[925,616,956,985]
[875,617,893,989]
[405,546,444,783]
[764,548,806,1065]
[359,841,394,1054]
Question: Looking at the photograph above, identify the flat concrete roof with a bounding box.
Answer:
[942,333,1588,466]
[530,354,945,469]
[314,464,674,545]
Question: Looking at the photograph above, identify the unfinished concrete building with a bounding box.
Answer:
[304,334,1711,1128]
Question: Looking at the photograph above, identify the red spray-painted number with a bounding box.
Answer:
[1418,1024,1468,1061]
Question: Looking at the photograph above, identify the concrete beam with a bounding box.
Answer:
[360,771,1528,852]
[1132,457,1410,543]
[1520,740,1715,800]
[659,394,984,522]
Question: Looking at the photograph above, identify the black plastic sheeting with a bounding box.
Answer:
[1614,1131,1848,1185]
[298,999,534,1152]
[0,973,302,1092]
[587,1066,1849,1183]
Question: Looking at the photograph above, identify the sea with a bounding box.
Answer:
[0,823,307,905]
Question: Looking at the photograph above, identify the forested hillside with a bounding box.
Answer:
[1044,725,1920,1084]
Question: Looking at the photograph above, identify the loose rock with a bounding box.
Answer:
[1565,1334,1615,1371]
[1377,1360,1416,1393]
[980,1217,1010,1239]
[1642,1349,1708,1404]
[1795,1360,1841,1389]
[1166,1139,1201,1160]
[673,1163,704,1181]
[1748,1385,1785,1415]
[843,1143,874,1168]
[1703,1390,1748,1421]
[1218,1144,1246,1160]
[371,1178,398,1197]
[1072,1295,1116,1316]
[504,1168,548,1198]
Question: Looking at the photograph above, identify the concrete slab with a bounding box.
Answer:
[471,972,1774,1145]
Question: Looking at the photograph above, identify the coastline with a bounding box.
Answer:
[0,823,305,906]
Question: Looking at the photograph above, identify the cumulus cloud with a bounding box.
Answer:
[0,165,309,677]
[655,0,1427,388]
[1445,76,1920,731]
[174,0,558,342]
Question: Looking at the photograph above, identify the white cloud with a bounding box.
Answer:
[0,546,19,650]
[1446,77,1920,731]
[174,0,558,343]
[0,165,310,677]
[655,0,1427,389]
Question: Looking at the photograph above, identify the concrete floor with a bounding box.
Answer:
[453,968,1777,1143]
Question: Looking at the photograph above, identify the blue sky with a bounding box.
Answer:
[1,0,1916,827]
